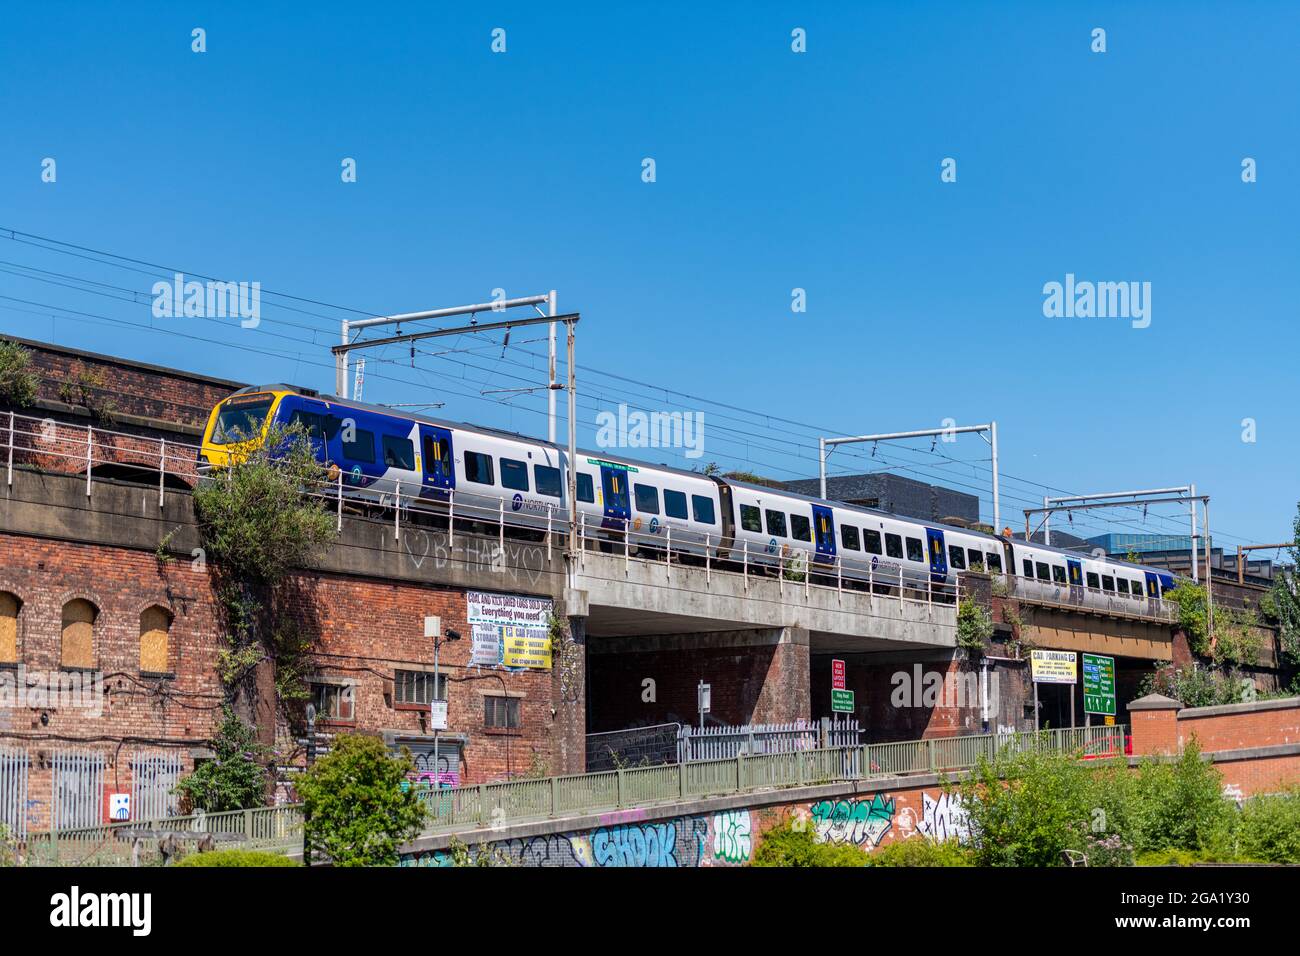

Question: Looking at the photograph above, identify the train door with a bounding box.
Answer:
[418,424,455,500]
[812,505,836,565]
[600,465,631,531]
[1067,559,1084,604]
[925,528,948,583]
[1144,571,1161,613]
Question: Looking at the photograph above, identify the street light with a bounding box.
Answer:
[303,702,316,866]
[432,628,461,801]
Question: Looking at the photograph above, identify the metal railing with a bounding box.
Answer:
[16,805,303,866]
[12,727,1124,863]
[3,409,202,499]
[415,725,1127,834]
[997,572,1177,623]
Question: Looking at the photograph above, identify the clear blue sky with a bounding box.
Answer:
[1,1,1296,550]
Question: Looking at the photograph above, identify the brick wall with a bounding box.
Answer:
[2,334,243,431]
[1176,698,1300,752]
[0,529,565,831]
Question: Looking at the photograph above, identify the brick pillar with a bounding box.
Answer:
[552,589,588,775]
[751,626,810,724]
[1128,693,1182,755]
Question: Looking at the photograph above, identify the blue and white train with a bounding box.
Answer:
[199,384,1177,600]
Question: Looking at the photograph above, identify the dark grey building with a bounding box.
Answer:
[781,472,981,526]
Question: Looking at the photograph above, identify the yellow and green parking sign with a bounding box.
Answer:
[1083,653,1115,716]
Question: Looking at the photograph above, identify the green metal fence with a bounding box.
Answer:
[418,724,1126,832]
[17,726,1125,863]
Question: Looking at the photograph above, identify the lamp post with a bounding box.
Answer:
[431,626,461,802]
[303,702,316,867]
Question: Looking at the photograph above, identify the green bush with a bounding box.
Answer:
[956,744,1127,867]
[750,820,868,867]
[174,707,269,813]
[295,734,426,867]
[0,341,40,407]
[1237,791,1300,864]
[174,849,298,867]
[1126,741,1235,856]
[868,837,973,867]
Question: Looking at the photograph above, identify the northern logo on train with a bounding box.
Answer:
[512,493,523,512]
[871,555,879,571]
[649,517,659,535]
[350,466,363,485]
[767,538,777,554]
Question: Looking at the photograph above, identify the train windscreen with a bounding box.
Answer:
[210,396,274,444]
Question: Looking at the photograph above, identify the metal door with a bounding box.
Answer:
[925,528,948,582]
[419,424,455,500]
[812,505,836,564]
[600,465,631,530]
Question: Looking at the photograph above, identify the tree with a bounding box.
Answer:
[174,707,270,812]
[0,340,40,407]
[191,422,336,704]
[294,734,426,867]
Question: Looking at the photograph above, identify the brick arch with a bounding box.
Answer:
[59,594,101,670]
[138,603,174,676]
[0,587,21,665]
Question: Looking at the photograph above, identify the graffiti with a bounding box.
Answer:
[592,822,679,867]
[810,796,895,847]
[918,792,968,843]
[711,810,753,863]
[399,834,594,867]
[398,528,547,587]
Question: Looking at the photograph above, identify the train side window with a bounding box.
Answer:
[1087,572,1100,589]
[464,451,494,485]
[289,410,327,440]
[740,505,762,533]
[948,545,966,570]
[1132,580,1144,598]
[864,530,882,555]
[1101,575,1115,592]
[765,510,788,537]
[691,495,716,525]
[841,525,861,551]
[343,428,376,464]
[968,548,983,569]
[885,533,904,559]
[790,514,811,542]
[905,537,924,562]
[1116,578,1130,595]
[634,484,660,515]
[534,464,562,498]
[382,435,416,471]
[664,490,688,520]
[1052,565,1067,584]
[576,473,595,503]
[1035,562,1050,581]
[986,552,1002,572]
[500,458,529,492]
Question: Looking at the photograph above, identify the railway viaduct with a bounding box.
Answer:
[0,335,1286,835]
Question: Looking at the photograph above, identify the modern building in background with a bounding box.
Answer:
[781,473,981,526]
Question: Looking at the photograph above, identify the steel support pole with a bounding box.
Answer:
[548,290,557,444]
[1189,483,1199,582]
[567,319,578,555]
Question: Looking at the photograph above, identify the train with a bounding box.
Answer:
[198,384,1178,600]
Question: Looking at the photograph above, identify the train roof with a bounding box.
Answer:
[233,385,722,485]
[1007,535,1174,577]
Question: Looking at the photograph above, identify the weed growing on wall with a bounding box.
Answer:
[0,340,40,407]
[191,422,335,710]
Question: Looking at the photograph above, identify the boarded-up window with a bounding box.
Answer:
[61,600,97,669]
[140,606,172,674]
[0,593,18,664]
